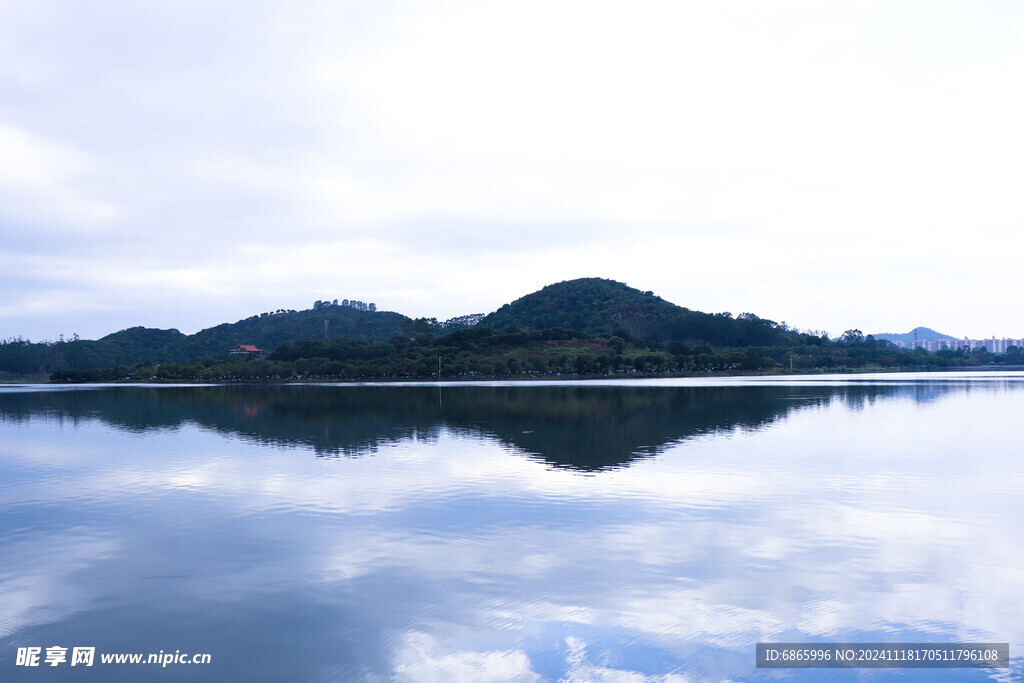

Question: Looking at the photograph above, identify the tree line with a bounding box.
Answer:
[45,324,1024,383]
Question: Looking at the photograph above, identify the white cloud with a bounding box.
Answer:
[0,125,119,227]
[2,1,1024,338]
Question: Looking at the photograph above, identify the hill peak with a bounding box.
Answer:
[873,326,957,343]
[480,278,678,336]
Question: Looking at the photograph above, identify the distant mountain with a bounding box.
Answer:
[873,327,958,344]
[479,277,793,346]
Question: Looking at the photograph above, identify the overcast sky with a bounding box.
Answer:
[2,1,1022,342]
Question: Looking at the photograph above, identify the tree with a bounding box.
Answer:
[741,347,762,370]
[840,329,865,346]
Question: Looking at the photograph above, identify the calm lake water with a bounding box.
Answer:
[1,373,1022,681]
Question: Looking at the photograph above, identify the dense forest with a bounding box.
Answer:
[3,278,1021,382]
[481,278,799,346]
[45,322,1024,384]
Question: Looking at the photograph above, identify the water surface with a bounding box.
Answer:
[1,374,1022,680]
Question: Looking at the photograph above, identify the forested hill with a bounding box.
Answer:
[1,304,410,374]
[482,279,681,336]
[2,277,906,379]
[1,278,828,377]
[183,305,409,355]
[480,278,805,347]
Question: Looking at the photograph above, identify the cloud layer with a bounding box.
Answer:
[3,1,1023,340]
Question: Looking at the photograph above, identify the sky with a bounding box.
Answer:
[2,0,1023,342]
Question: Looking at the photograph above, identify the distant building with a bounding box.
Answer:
[898,337,1024,353]
[229,344,264,358]
[441,313,485,328]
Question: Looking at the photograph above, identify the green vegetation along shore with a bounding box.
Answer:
[46,325,1024,383]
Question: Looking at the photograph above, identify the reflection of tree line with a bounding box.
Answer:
[0,383,965,470]
[830,379,995,411]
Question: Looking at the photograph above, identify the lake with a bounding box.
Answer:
[1,373,1021,681]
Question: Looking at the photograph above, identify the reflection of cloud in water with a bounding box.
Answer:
[3,428,1023,644]
[392,631,538,683]
[560,636,692,683]
[0,529,119,637]
[0,427,772,515]
[1,380,1023,679]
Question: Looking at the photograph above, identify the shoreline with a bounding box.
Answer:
[17,364,1024,386]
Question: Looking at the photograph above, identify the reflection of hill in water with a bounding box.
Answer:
[0,383,960,470]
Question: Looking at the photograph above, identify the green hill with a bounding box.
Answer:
[2,278,822,378]
[480,277,789,346]
[1,304,411,373]
[100,306,410,366]
[482,278,677,336]
[183,305,409,358]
